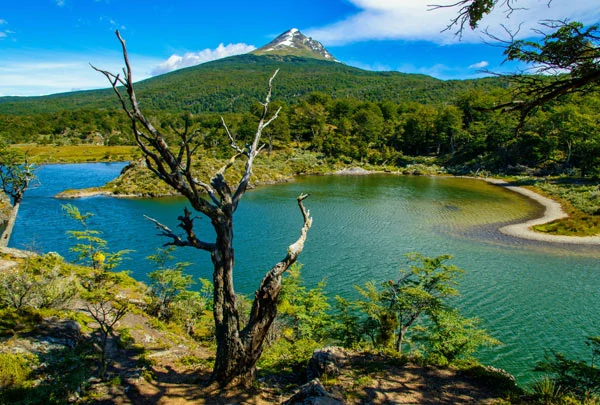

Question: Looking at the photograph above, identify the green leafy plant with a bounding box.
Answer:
[355,253,465,353]
[0,352,38,390]
[413,308,500,365]
[146,246,194,321]
[534,336,600,402]
[63,204,131,272]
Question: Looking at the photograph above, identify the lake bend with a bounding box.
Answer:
[10,163,600,384]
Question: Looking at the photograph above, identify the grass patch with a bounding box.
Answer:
[177,354,214,369]
[531,179,600,236]
[12,144,140,164]
[0,307,44,336]
[0,352,38,389]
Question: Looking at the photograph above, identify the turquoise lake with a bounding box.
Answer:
[10,163,600,384]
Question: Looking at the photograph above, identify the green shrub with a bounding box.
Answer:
[259,337,321,376]
[530,375,567,404]
[0,254,78,312]
[0,352,38,389]
[177,354,214,369]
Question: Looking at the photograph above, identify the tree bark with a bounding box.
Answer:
[0,198,20,247]
[210,195,312,387]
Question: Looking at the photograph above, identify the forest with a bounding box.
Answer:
[2,84,599,178]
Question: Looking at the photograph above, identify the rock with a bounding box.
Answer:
[307,347,348,380]
[39,317,82,348]
[334,167,371,175]
[282,379,345,405]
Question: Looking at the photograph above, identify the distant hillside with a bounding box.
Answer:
[0,54,507,115]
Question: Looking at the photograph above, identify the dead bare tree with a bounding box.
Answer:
[92,30,312,387]
[0,145,35,247]
[85,298,129,377]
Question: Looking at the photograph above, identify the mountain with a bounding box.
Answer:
[252,28,337,61]
[0,30,507,116]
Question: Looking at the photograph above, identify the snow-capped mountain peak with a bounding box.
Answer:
[253,28,337,61]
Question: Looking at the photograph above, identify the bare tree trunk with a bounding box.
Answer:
[210,196,311,387]
[395,326,407,354]
[565,139,573,167]
[0,198,20,247]
[93,31,313,388]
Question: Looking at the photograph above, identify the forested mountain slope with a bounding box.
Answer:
[0,54,506,115]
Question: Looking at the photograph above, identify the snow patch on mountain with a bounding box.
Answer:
[254,28,337,61]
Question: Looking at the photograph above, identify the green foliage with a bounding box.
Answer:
[413,308,500,365]
[331,295,364,348]
[354,253,465,353]
[278,264,332,342]
[0,142,35,203]
[505,22,599,77]
[534,336,600,402]
[0,343,96,405]
[1,49,600,177]
[145,247,213,337]
[0,254,78,311]
[146,247,194,321]
[536,181,600,216]
[0,54,504,116]
[0,307,43,335]
[333,253,498,366]
[63,204,131,272]
[0,352,38,389]
[530,375,568,404]
[531,179,600,236]
[177,354,214,369]
[259,264,332,378]
[258,337,322,376]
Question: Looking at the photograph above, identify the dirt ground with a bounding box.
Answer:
[85,311,513,404]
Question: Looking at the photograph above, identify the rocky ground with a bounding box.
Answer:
[1,306,517,404]
[0,245,519,404]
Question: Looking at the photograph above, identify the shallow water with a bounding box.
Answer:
[11,164,600,383]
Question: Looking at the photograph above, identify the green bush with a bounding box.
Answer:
[0,352,38,389]
[530,375,567,404]
[259,337,321,376]
[0,255,78,311]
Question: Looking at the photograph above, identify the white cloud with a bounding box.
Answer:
[0,52,162,96]
[469,61,489,69]
[98,16,126,31]
[151,43,256,75]
[0,20,12,40]
[305,0,600,45]
[347,61,392,71]
[55,0,66,6]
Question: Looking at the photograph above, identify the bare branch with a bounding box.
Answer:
[144,211,215,252]
[94,30,220,219]
[429,0,534,36]
[242,194,313,348]
[221,117,245,155]
[232,69,280,210]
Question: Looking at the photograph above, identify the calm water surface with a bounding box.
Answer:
[11,163,600,384]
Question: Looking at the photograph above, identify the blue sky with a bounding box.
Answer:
[1,0,599,96]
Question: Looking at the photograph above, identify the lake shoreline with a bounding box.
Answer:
[483,178,600,245]
[54,164,600,245]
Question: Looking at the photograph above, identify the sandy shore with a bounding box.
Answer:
[484,178,600,245]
